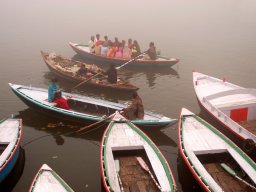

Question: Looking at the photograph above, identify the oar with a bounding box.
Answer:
[115,160,124,192]
[115,52,146,70]
[136,157,162,191]
[220,163,256,190]
[76,113,115,133]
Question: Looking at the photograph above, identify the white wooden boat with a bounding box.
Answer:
[0,118,22,183]
[179,108,256,192]
[69,42,179,67]
[100,112,177,192]
[29,164,74,192]
[193,72,256,153]
[9,83,176,128]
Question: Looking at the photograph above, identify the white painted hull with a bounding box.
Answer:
[193,72,256,143]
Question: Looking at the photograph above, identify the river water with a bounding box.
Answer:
[0,1,256,191]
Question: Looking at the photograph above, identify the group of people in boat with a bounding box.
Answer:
[48,77,144,120]
[89,34,158,60]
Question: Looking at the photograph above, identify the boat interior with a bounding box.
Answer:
[0,143,8,156]
[112,149,159,192]
[197,152,256,192]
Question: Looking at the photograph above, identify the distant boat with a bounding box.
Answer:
[0,118,22,183]
[100,112,177,192]
[41,51,139,92]
[193,72,256,153]
[9,83,176,128]
[69,42,179,67]
[179,108,256,192]
[29,164,74,192]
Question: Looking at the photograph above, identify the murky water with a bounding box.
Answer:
[0,1,256,191]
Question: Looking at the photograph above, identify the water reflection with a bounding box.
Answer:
[0,148,25,192]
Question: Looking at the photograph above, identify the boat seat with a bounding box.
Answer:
[42,100,57,107]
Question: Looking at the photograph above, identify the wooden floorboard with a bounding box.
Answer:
[239,120,256,135]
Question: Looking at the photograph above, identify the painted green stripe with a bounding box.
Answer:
[193,115,256,170]
[126,121,176,191]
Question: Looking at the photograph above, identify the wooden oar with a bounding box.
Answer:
[136,157,162,191]
[115,160,124,192]
[220,163,256,190]
[115,52,146,70]
[76,113,115,133]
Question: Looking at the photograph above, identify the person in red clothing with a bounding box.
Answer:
[53,91,71,110]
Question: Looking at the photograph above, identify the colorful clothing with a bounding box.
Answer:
[48,82,60,102]
[53,97,70,110]
[122,46,131,59]
[88,40,95,53]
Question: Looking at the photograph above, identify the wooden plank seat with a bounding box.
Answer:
[238,120,256,135]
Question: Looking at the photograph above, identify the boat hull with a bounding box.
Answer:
[69,43,179,67]
[0,147,20,183]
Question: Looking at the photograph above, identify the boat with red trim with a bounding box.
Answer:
[193,72,256,154]
[100,112,177,192]
[0,118,22,183]
[179,108,256,192]
[69,42,179,67]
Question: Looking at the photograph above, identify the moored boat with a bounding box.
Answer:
[193,72,256,153]
[0,118,22,183]
[179,108,256,192]
[9,83,176,128]
[100,112,177,192]
[41,51,138,92]
[29,164,74,192]
[69,42,179,67]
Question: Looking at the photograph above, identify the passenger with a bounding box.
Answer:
[144,42,157,60]
[48,77,61,102]
[53,91,71,110]
[104,63,117,84]
[107,41,116,57]
[101,35,109,56]
[128,38,133,49]
[122,40,131,59]
[115,42,123,58]
[131,40,141,58]
[88,36,95,53]
[122,92,144,120]
[76,64,88,76]
[94,34,103,55]
[113,37,120,48]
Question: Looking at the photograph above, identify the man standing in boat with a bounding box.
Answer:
[104,63,117,84]
[88,35,95,53]
[122,92,144,120]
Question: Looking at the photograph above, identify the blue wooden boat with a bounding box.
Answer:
[9,83,176,128]
[0,118,22,183]
[69,42,179,67]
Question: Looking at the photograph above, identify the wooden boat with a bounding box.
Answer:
[0,118,22,183]
[29,164,74,192]
[100,112,177,192]
[69,42,179,67]
[179,108,256,192]
[9,83,176,128]
[193,72,256,153]
[41,51,139,92]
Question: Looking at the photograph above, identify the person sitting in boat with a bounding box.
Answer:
[104,63,117,84]
[88,36,95,53]
[113,37,120,48]
[94,34,103,55]
[53,91,71,110]
[101,35,109,56]
[128,38,133,49]
[143,42,157,60]
[115,42,123,58]
[48,77,61,102]
[121,92,144,120]
[122,40,132,59]
[107,41,116,58]
[131,40,141,58]
[76,64,88,76]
